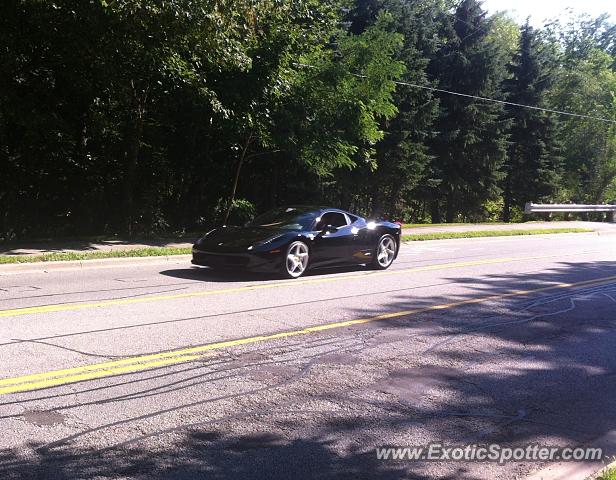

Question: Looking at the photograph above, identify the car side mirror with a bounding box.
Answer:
[322,224,337,234]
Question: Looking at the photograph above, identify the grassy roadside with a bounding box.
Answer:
[402,228,593,242]
[402,222,509,228]
[598,467,616,480]
[0,246,192,265]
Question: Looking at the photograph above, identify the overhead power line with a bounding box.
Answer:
[293,62,616,125]
[391,79,616,124]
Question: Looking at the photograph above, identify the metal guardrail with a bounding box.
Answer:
[525,203,616,222]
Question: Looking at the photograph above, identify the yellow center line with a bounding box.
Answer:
[1,272,615,396]
[0,250,598,319]
[0,350,213,387]
[0,356,203,395]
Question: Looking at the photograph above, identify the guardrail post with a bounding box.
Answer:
[524,202,532,215]
[611,211,616,223]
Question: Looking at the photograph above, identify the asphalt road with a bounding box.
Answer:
[1,232,615,480]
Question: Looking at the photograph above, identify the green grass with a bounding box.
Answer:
[0,232,202,246]
[0,246,192,265]
[402,228,593,242]
[402,222,510,228]
[598,467,616,480]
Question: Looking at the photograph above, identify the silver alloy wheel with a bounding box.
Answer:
[377,236,396,268]
[286,241,309,278]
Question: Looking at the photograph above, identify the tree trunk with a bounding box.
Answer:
[445,189,456,223]
[124,80,149,237]
[430,193,441,224]
[268,163,279,210]
[223,132,252,225]
[371,187,383,218]
[124,113,143,237]
[502,178,512,223]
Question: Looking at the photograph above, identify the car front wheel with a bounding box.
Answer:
[283,241,309,278]
[372,234,396,270]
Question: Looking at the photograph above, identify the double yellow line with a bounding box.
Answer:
[0,251,597,319]
[1,271,615,396]
[0,352,205,396]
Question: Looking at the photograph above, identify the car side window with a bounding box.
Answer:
[315,212,348,230]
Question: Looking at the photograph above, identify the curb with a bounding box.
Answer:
[525,430,616,480]
[0,254,192,275]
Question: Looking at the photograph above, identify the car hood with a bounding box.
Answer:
[195,226,287,250]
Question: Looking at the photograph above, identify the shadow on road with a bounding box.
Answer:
[160,267,276,283]
[340,260,616,447]
[160,264,372,283]
[0,430,422,480]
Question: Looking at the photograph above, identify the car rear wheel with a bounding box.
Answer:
[372,234,396,270]
[283,241,309,278]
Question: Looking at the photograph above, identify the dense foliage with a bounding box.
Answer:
[1,0,615,239]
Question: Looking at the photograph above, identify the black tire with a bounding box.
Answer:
[372,234,396,270]
[282,241,310,278]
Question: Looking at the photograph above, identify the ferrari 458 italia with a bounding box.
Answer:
[192,206,401,278]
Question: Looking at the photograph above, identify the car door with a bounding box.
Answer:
[310,211,354,267]
[348,216,375,264]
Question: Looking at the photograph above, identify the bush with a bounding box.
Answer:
[215,198,256,225]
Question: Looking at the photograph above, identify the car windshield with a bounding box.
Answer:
[246,207,318,231]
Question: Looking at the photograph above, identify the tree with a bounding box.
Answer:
[215,6,404,222]
[501,22,561,221]
[426,0,509,222]
[227,10,406,217]
[547,15,616,205]
[342,0,444,219]
[97,0,264,234]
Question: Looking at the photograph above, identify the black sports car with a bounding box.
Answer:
[192,206,401,278]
